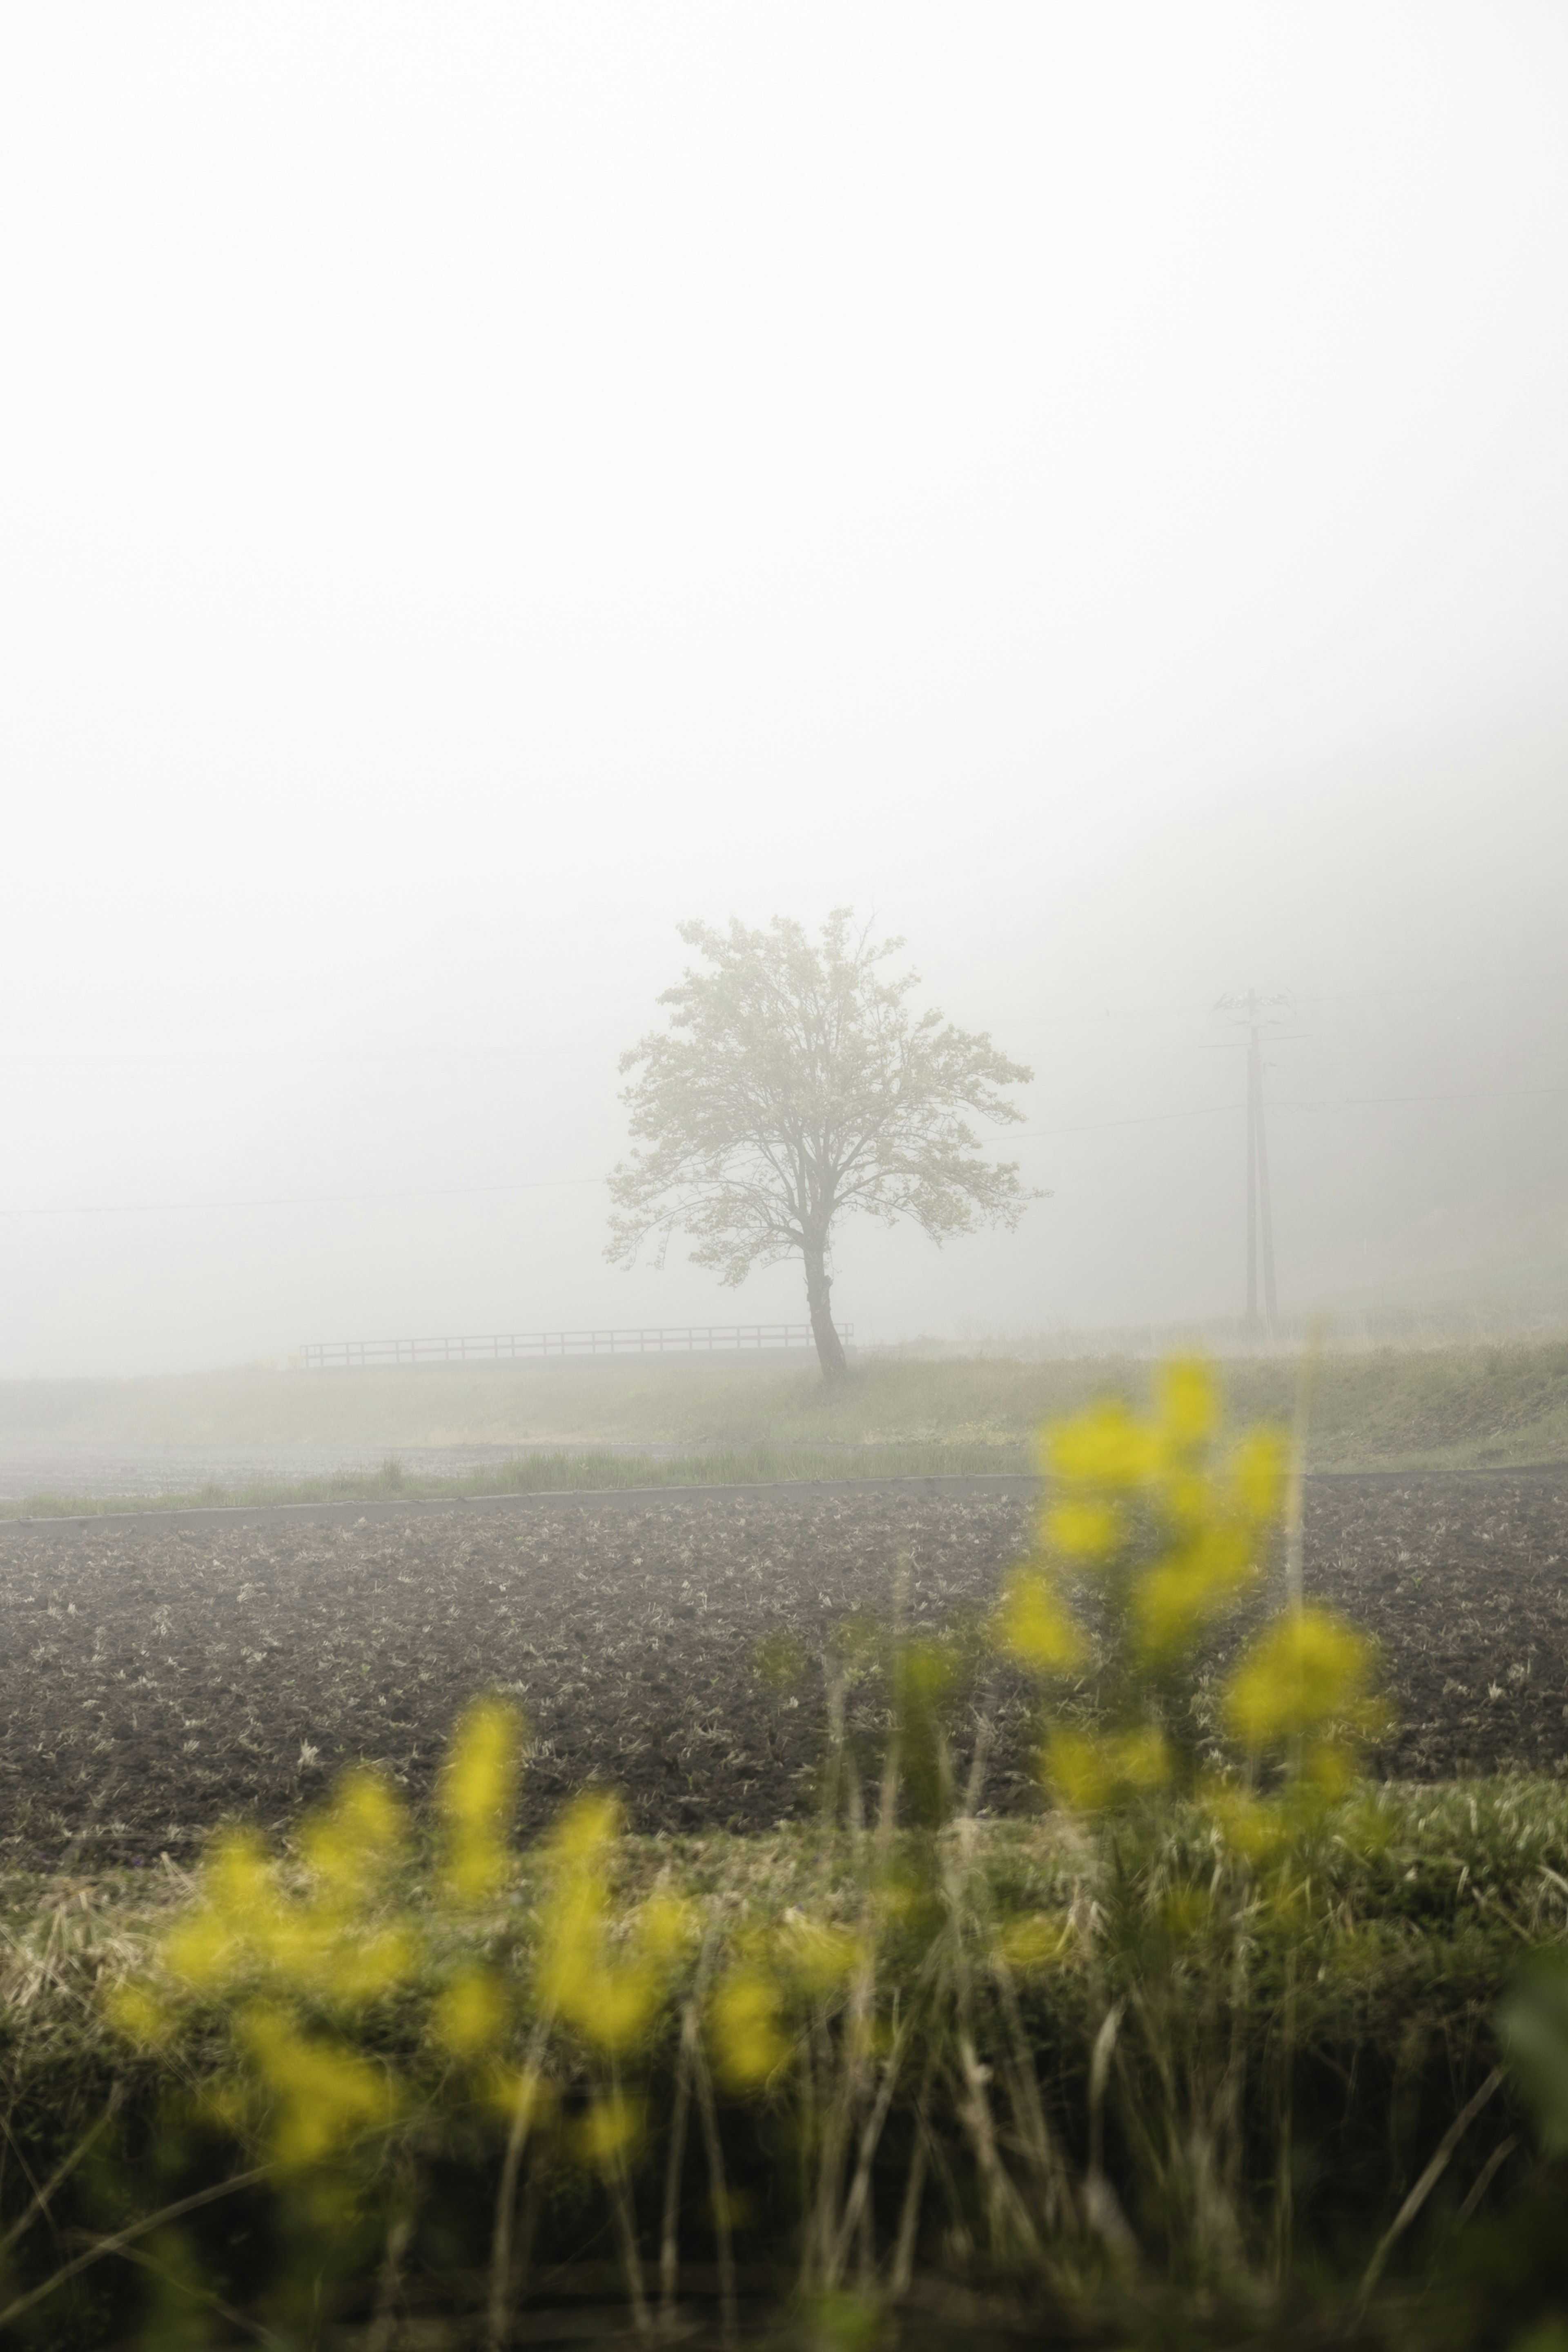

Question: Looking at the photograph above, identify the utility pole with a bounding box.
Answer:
[1216,988,1290,1341]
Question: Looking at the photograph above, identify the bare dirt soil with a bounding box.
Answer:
[0,1476,1565,1867]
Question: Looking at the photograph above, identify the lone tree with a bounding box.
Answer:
[606,911,1038,1378]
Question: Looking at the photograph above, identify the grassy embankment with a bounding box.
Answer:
[5,1336,1568,1517]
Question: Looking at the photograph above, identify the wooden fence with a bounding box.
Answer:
[298,1322,852,1370]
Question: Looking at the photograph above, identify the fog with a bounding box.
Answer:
[3,4,1567,1376]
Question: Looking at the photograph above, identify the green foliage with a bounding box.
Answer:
[0,1439,1032,1521]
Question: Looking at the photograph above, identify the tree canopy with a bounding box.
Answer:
[605,911,1038,1376]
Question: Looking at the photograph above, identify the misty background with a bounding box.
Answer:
[3,4,1567,1377]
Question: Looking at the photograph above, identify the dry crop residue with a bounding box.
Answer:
[0,1476,1564,1866]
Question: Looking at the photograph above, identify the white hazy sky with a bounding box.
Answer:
[3,3,1567,1374]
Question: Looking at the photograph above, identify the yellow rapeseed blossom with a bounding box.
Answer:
[104,1980,174,2050]
[159,1803,418,2013]
[532,1793,669,2053]
[1009,1364,1291,1782]
[637,1890,697,1965]
[1296,1740,1362,1801]
[480,2063,555,2127]
[579,1961,663,2053]
[996,1568,1085,1675]
[1040,1399,1160,1491]
[238,2004,398,2171]
[1228,1428,1287,1521]
[1202,1779,1295,1867]
[1157,1356,1219,1448]
[438,1697,523,1906]
[1224,1607,1376,1754]
[710,1965,791,2089]
[1131,1526,1257,1662]
[298,1768,407,1909]
[1042,1499,1122,1561]
[163,1829,277,1990]
[1204,1773,1352,1870]
[534,1797,618,2012]
[547,1786,621,1866]
[573,2091,646,2169]
[1043,1725,1170,1813]
[1159,1466,1212,1533]
[329,1922,418,2007]
[432,1963,512,2059]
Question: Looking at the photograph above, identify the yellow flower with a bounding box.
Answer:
[1042,1499,1122,1561]
[1043,1724,1169,1813]
[432,1964,511,2059]
[531,1793,671,2053]
[710,1966,790,2089]
[548,1788,622,1865]
[1156,1357,1219,1450]
[996,1569,1085,1674]
[238,2004,397,2170]
[637,1891,697,1964]
[1224,1608,1376,1754]
[105,1981,174,2050]
[1203,1781,1296,1867]
[163,1906,247,1995]
[1040,1400,1160,1491]
[1131,1526,1258,1662]
[1228,1428,1287,1521]
[573,1959,663,2054]
[1160,1466,1213,1531]
[573,2092,646,2169]
[438,1697,523,1905]
[346,1923,419,2003]
[298,1768,407,1908]
[163,1830,277,1990]
[1300,1740,1361,1800]
[1203,1764,1361,1870]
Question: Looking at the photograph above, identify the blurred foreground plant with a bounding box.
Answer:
[990,1357,1395,2282]
[27,1360,1527,2348]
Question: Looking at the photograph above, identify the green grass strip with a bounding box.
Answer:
[0,1439,1033,1521]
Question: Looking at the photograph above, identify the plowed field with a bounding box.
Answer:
[1,1474,1565,1867]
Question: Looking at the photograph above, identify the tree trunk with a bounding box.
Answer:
[802,1235,848,1379]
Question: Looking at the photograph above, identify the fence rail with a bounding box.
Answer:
[298,1323,851,1370]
